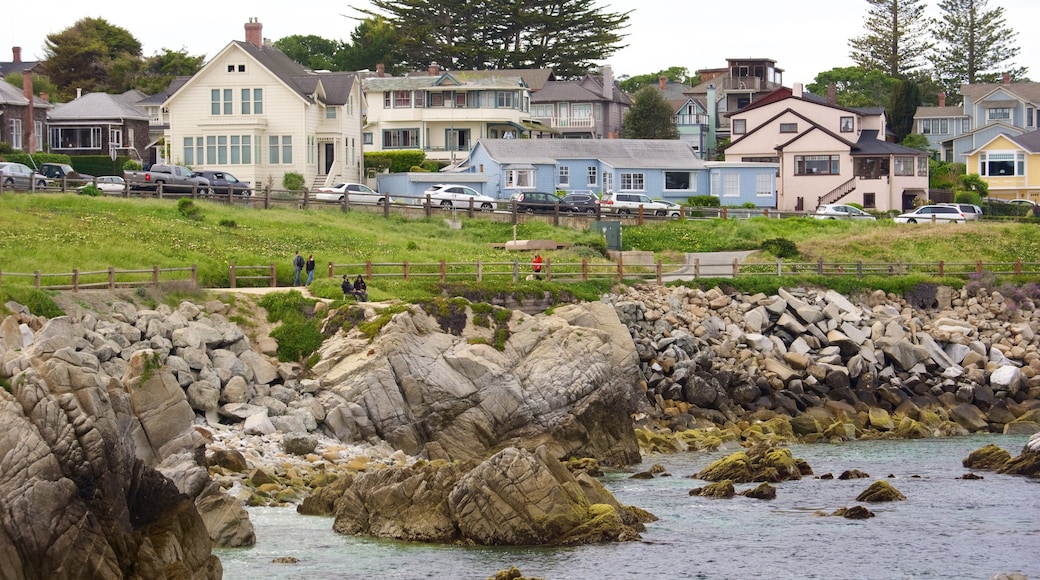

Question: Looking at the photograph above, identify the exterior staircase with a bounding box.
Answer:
[816,177,857,208]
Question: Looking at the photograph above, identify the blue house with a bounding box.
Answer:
[462,138,777,206]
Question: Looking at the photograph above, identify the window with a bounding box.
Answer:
[326,106,337,119]
[863,192,876,208]
[755,173,773,196]
[919,119,950,135]
[252,89,263,114]
[732,119,746,135]
[572,103,592,119]
[445,128,470,151]
[281,136,292,164]
[35,121,43,151]
[429,92,445,107]
[363,132,373,145]
[532,104,553,118]
[49,127,102,150]
[779,123,798,133]
[223,89,232,115]
[110,129,122,148]
[917,157,928,177]
[183,137,196,165]
[231,136,241,164]
[227,64,246,73]
[840,117,854,132]
[742,156,780,163]
[505,169,533,188]
[496,91,515,108]
[383,92,391,108]
[980,152,1024,176]
[242,89,251,114]
[723,174,739,197]
[894,156,915,176]
[620,172,645,191]
[269,136,293,164]
[382,129,419,148]
[456,92,467,108]
[665,171,692,190]
[557,165,569,186]
[393,91,412,108]
[211,89,220,115]
[217,136,228,164]
[207,136,217,164]
[795,155,839,175]
[962,118,971,132]
[602,172,613,193]
[211,89,232,115]
[1029,107,1035,128]
[854,157,889,179]
[587,166,597,186]
[988,107,1010,121]
[10,119,21,149]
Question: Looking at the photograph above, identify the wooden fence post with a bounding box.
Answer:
[856,261,863,278]
[302,190,310,210]
[72,268,79,292]
[476,259,483,282]
[34,270,40,288]
[776,258,782,276]
[1015,260,1022,276]
[637,205,644,226]
[616,253,624,281]
[108,266,115,289]
[230,264,237,288]
[694,258,700,280]
[512,259,519,283]
[656,260,662,285]
[366,261,373,280]
[721,207,728,219]
[440,260,446,283]
[582,258,589,281]
[264,185,271,210]
[938,261,944,277]
[976,260,983,274]
[269,263,277,287]
[191,264,197,285]
[403,261,410,281]
[545,258,552,282]
[152,265,159,285]
[732,258,738,278]
[817,258,823,275]
[384,196,391,218]
[327,262,334,279]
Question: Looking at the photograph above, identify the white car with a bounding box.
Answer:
[0,162,48,189]
[814,204,876,221]
[599,192,671,216]
[78,176,127,194]
[937,203,983,220]
[893,205,967,223]
[423,183,497,212]
[660,200,684,218]
[314,182,392,204]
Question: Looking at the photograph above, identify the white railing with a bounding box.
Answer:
[534,116,594,129]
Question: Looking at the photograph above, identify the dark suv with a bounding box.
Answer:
[509,191,579,213]
[195,170,251,196]
[561,192,600,214]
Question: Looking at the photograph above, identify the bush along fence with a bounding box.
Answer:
[3,259,1039,292]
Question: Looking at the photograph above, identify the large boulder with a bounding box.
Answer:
[998,432,1040,477]
[314,302,645,466]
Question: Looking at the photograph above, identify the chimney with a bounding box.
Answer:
[428,62,441,76]
[938,92,946,107]
[826,83,836,105]
[706,84,717,160]
[1003,72,1011,85]
[659,76,668,91]
[376,63,385,77]
[793,82,803,98]
[22,71,34,153]
[12,46,21,63]
[601,64,613,101]
[76,88,82,99]
[245,18,263,48]
[39,92,49,102]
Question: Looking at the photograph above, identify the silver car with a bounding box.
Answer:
[314,182,392,204]
[937,203,983,220]
[0,162,48,189]
[813,204,876,220]
[893,205,967,223]
[423,183,496,211]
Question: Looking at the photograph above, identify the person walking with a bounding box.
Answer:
[532,253,543,280]
[305,254,316,285]
[292,250,304,286]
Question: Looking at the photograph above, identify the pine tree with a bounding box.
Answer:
[848,0,932,78]
[888,80,921,143]
[620,87,678,140]
[931,0,1027,87]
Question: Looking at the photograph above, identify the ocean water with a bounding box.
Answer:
[217,435,1039,580]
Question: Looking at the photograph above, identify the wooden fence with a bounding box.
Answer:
[3,258,1039,293]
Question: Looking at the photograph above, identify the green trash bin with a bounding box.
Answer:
[591,221,622,251]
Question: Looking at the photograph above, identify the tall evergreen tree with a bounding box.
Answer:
[274,35,343,71]
[620,86,678,140]
[931,0,1027,87]
[339,17,404,73]
[358,0,630,78]
[42,17,143,100]
[849,0,932,77]
[888,79,921,143]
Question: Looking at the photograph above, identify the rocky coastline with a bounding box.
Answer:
[2,280,1040,572]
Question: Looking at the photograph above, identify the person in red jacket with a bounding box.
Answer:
[532,253,543,280]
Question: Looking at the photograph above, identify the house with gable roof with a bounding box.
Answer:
[963,130,1040,202]
[163,19,363,190]
[529,65,630,139]
[647,75,710,154]
[0,75,50,152]
[361,63,533,164]
[455,138,776,206]
[47,91,149,158]
[725,83,928,212]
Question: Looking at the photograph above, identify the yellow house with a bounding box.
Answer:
[965,131,1040,201]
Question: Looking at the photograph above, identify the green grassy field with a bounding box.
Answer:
[3,193,1040,304]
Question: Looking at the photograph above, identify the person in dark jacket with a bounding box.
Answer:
[305,254,316,285]
[341,275,352,300]
[352,274,368,301]
[292,251,304,286]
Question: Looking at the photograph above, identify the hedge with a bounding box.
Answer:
[364,150,426,173]
[0,152,135,177]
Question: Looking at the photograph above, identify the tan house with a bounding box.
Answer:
[965,131,1040,201]
[164,19,363,190]
[361,65,533,164]
[725,84,929,212]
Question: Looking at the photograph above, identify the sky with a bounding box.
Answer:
[3,0,1039,90]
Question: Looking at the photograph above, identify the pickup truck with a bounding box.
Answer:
[123,164,210,193]
[40,162,94,185]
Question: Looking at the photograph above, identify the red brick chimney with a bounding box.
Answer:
[428,63,441,76]
[12,46,21,63]
[22,72,34,153]
[659,76,667,91]
[376,63,385,77]
[938,92,946,107]
[826,83,836,105]
[1003,72,1011,84]
[245,18,263,48]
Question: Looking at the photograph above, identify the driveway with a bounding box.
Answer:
[662,250,759,281]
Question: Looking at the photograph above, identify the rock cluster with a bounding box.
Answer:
[606,284,1040,440]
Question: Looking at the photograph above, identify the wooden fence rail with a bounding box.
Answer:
[0,265,197,291]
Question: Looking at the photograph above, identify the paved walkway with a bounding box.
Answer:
[661,250,759,281]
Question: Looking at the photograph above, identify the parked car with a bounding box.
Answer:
[78,175,126,194]
[1008,199,1037,207]
[598,192,671,216]
[893,205,967,223]
[314,182,391,204]
[422,184,496,211]
[124,164,210,193]
[509,191,579,213]
[560,192,601,214]
[194,171,251,196]
[0,162,48,189]
[659,200,684,218]
[40,162,94,185]
[937,203,983,220]
[813,204,876,221]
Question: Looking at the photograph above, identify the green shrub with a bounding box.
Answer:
[760,237,798,258]
[78,184,102,197]
[364,150,426,173]
[409,165,430,172]
[219,218,237,228]
[689,195,720,207]
[954,190,983,206]
[283,172,305,191]
[270,319,324,363]
[177,198,203,221]
[847,202,864,210]
[0,287,64,318]
[123,159,142,171]
[421,160,440,172]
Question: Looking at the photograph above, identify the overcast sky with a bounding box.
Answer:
[3,0,1038,89]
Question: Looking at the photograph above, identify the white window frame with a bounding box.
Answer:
[587,166,597,186]
[557,165,569,186]
[755,172,773,196]
[505,169,534,188]
[619,172,645,191]
[602,172,613,194]
[9,119,21,150]
[987,107,1010,122]
[732,119,746,135]
[34,121,43,151]
[894,156,915,176]
[110,128,122,148]
[723,173,740,197]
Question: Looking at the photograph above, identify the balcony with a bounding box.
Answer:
[675,114,708,126]
[533,116,594,129]
[718,78,783,92]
